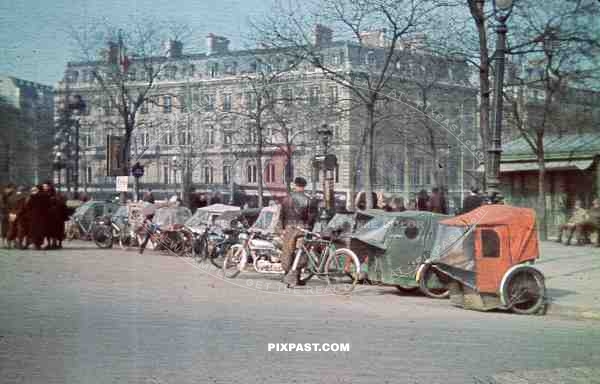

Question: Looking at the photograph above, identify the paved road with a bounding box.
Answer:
[1,242,599,384]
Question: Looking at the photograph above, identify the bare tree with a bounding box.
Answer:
[68,17,190,199]
[252,0,444,209]
[503,0,600,239]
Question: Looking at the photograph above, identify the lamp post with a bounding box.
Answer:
[53,152,65,188]
[316,124,336,228]
[172,155,181,199]
[67,95,86,198]
[486,0,514,204]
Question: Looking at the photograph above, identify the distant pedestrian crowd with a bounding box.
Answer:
[0,182,69,250]
[354,186,485,215]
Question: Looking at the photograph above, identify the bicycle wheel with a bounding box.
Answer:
[209,242,226,269]
[324,248,361,292]
[222,244,245,278]
[93,225,113,249]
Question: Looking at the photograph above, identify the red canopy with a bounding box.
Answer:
[440,205,539,264]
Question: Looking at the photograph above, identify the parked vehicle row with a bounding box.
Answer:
[78,199,546,315]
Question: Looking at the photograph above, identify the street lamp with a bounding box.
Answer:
[68,95,86,198]
[486,0,514,204]
[53,152,65,187]
[172,155,181,199]
[315,124,336,228]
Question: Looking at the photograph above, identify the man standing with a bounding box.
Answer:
[557,200,589,245]
[428,187,448,214]
[280,177,318,287]
[462,187,484,214]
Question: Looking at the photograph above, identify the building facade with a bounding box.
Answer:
[0,75,54,186]
[56,26,481,207]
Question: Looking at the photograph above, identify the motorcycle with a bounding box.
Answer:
[222,228,283,278]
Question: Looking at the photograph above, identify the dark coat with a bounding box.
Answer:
[462,194,483,214]
[28,192,50,246]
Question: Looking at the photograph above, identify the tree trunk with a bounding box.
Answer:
[256,129,264,208]
[365,105,375,209]
[537,138,547,240]
[470,0,490,190]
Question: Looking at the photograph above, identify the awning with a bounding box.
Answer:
[476,159,594,173]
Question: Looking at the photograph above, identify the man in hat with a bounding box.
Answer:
[462,186,484,214]
[280,176,319,287]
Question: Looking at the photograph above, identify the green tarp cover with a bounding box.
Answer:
[352,210,449,285]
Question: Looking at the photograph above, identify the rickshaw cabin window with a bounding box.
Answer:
[481,229,500,258]
[404,220,419,240]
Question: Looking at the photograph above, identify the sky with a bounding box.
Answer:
[0,0,272,86]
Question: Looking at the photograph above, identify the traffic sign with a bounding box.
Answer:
[116,176,129,192]
[131,162,144,178]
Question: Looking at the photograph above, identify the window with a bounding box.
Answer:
[163,166,170,184]
[163,96,172,113]
[223,166,231,184]
[309,86,320,106]
[365,51,376,66]
[203,94,215,111]
[128,70,136,81]
[224,61,237,75]
[245,93,256,110]
[329,86,338,105]
[207,127,215,145]
[86,167,92,183]
[223,132,233,145]
[404,220,419,240]
[204,166,214,184]
[140,100,148,114]
[84,134,93,147]
[223,94,232,111]
[481,230,500,258]
[282,88,293,107]
[246,162,257,183]
[209,62,219,78]
[163,131,173,145]
[248,127,258,144]
[335,163,339,183]
[265,163,276,184]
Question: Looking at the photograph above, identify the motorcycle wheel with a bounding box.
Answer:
[93,225,113,249]
[324,248,361,293]
[418,265,450,299]
[222,244,245,278]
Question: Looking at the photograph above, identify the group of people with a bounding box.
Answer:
[0,182,68,250]
[557,198,600,247]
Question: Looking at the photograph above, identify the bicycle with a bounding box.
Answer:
[291,228,362,292]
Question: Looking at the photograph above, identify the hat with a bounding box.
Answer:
[293,177,307,187]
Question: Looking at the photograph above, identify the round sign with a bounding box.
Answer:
[131,164,144,178]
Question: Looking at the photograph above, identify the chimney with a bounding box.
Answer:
[360,29,386,48]
[313,24,333,47]
[165,40,183,58]
[206,33,230,55]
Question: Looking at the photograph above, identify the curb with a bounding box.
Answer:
[545,302,600,321]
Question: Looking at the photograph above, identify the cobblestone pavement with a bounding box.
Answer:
[1,242,599,384]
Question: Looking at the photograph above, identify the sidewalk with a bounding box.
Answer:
[536,241,600,320]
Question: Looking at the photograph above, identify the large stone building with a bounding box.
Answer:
[0,75,54,186]
[56,26,480,207]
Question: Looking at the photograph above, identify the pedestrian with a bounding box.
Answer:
[143,189,155,204]
[387,197,406,212]
[428,187,448,214]
[557,200,589,245]
[355,191,378,210]
[0,183,12,248]
[10,186,30,249]
[49,185,68,249]
[280,176,319,287]
[27,186,48,250]
[417,189,429,211]
[6,185,27,249]
[462,187,484,214]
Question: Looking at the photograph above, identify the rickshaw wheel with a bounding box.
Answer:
[503,268,546,315]
[418,265,450,299]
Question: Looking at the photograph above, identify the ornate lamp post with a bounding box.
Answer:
[486,0,514,204]
[315,124,336,228]
[67,95,86,198]
[53,152,65,188]
[172,155,182,199]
